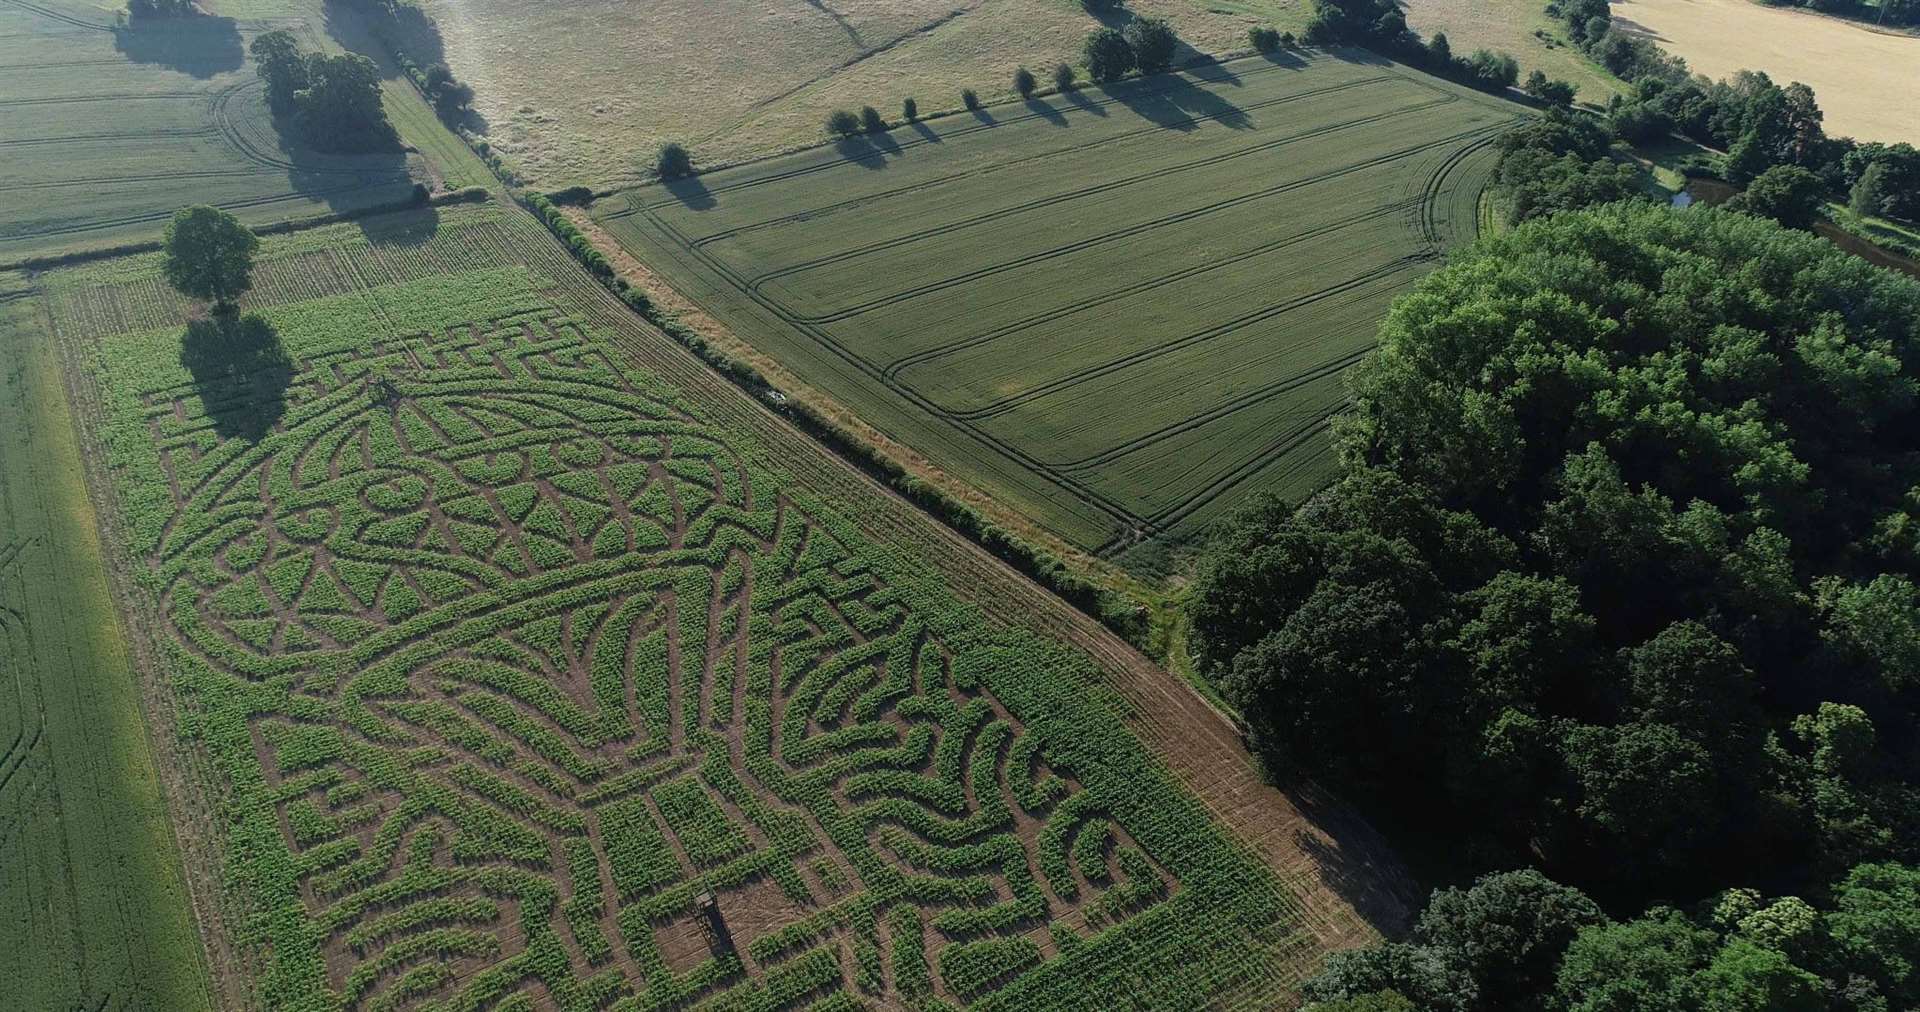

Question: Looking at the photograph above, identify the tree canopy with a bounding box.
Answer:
[1190,204,1920,906]
[162,205,258,310]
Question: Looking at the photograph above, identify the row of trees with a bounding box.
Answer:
[1547,0,1912,220]
[1082,18,1179,82]
[1303,0,1557,98]
[248,31,396,153]
[1765,0,1920,27]
[1188,204,1920,917]
[1304,863,1920,1010]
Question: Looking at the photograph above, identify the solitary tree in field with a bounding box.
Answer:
[1124,18,1178,75]
[1053,63,1076,91]
[163,205,258,312]
[902,96,918,121]
[1083,27,1134,82]
[962,88,981,111]
[859,105,887,134]
[656,141,692,179]
[1014,66,1037,98]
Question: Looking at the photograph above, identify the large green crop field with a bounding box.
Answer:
[593,51,1523,559]
[0,0,486,264]
[21,200,1328,1009]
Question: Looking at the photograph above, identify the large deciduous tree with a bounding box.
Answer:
[162,205,258,311]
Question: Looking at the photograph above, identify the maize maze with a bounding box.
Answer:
[43,206,1301,1009]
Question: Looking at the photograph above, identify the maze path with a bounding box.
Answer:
[134,305,1179,1009]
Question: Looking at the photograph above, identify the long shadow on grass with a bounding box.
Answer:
[179,313,294,442]
[1061,88,1108,118]
[665,175,717,210]
[1111,75,1250,131]
[832,136,889,171]
[112,12,242,78]
[1023,97,1068,127]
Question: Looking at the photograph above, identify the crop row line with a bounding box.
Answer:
[741,95,1463,307]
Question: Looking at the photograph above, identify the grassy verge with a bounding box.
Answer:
[0,289,213,1011]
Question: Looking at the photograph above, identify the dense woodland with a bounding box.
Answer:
[1193,4,1920,1002]
[1194,201,1920,1008]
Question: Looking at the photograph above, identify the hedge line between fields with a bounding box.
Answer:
[519,192,1152,647]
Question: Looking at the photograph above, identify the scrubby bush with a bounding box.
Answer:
[826,109,861,137]
[1522,70,1577,107]
[1082,27,1134,82]
[902,96,918,121]
[1725,164,1826,229]
[962,88,981,111]
[1124,18,1178,75]
[1053,63,1076,91]
[1249,26,1281,52]
[1014,67,1037,98]
[655,141,692,179]
[859,105,886,133]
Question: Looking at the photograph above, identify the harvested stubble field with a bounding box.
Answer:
[413,0,1310,189]
[1613,0,1920,145]
[593,51,1521,557]
[23,200,1398,1009]
[0,0,484,264]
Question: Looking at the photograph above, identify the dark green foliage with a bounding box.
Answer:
[1082,27,1134,83]
[961,88,980,111]
[1523,70,1576,107]
[249,30,307,113]
[1014,66,1037,98]
[1725,164,1826,229]
[1462,49,1518,90]
[1123,18,1178,76]
[1249,26,1281,52]
[656,141,692,179]
[826,109,861,138]
[902,96,918,121]
[162,205,258,309]
[859,105,886,134]
[1850,162,1893,219]
[1492,111,1644,224]
[1844,143,1920,221]
[296,51,395,152]
[1052,63,1075,91]
[1189,204,1920,906]
[1314,863,1920,1010]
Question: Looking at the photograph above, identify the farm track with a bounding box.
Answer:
[0,0,111,30]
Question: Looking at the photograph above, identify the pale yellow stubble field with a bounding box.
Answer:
[1614,0,1919,144]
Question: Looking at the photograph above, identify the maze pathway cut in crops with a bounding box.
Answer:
[43,206,1304,1009]
[595,51,1523,558]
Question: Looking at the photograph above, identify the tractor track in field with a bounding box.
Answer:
[600,58,1518,552]
[665,76,1403,247]
[739,96,1467,306]
[945,256,1431,422]
[0,127,219,147]
[0,0,113,30]
[881,199,1418,382]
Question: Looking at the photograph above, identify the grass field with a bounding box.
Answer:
[0,280,213,1009]
[592,52,1521,559]
[1399,0,1626,104]
[0,0,488,264]
[18,199,1372,1009]
[1614,0,1920,144]
[413,0,1316,188]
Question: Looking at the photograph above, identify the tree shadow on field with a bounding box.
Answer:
[908,119,942,144]
[1112,75,1250,131]
[868,128,902,156]
[1062,87,1108,118]
[1285,778,1424,937]
[179,312,295,442]
[113,12,242,78]
[356,203,439,247]
[832,136,888,171]
[665,175,716,211]
[1258,46,1311,69]
[1023,97,1067,127]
